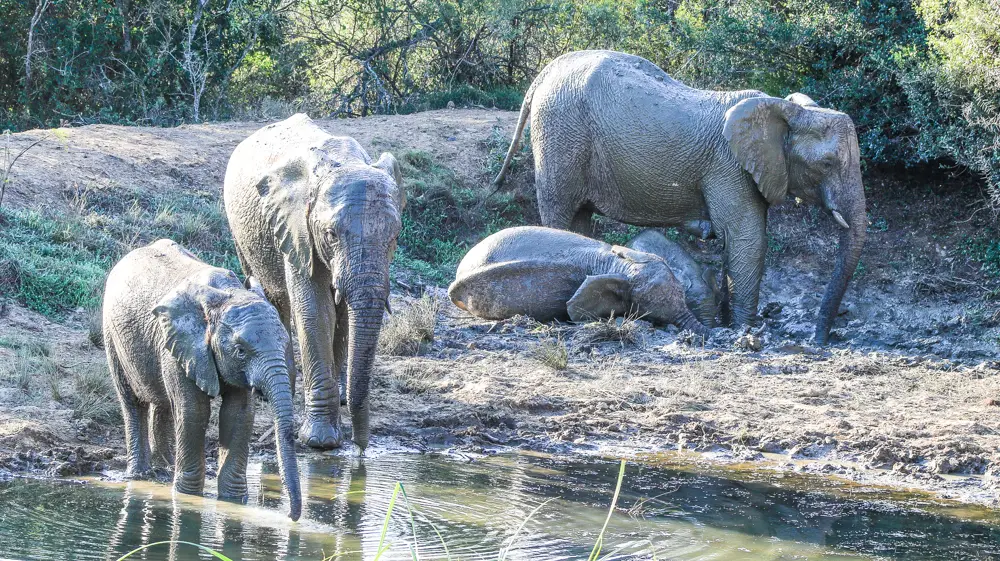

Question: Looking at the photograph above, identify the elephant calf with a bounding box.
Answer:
[102,239,301,521]
[448,226,708,335]
[627,230,721,328]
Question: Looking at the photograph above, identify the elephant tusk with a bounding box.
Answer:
[831,210,850,229]
[334,289,344,306]
[384,298,392,315]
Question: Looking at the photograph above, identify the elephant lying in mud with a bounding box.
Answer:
[448,226,708,335]
[102,239,301,521]
[224,114,405,450]
[627,230,721,328]
[493,50,866,344]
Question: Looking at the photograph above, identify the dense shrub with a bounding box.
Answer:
[0,0,998,201]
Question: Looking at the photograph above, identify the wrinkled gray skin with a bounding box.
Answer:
[224,114,405,450]
[448,226,708,335]
[493,50,867,344]
[102,239,301,521]
[627,230,721,328]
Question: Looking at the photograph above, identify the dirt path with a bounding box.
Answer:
[1,109,998,507]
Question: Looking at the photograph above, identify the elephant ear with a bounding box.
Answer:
[152,281,231,397]
[375,152,406,212]
[567,274,632,322]
[723,97,803,205]
[610,245,659,264]
[257,158,315,278]
[785,92,818,107]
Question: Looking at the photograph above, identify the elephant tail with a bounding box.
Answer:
[492,86,534,187]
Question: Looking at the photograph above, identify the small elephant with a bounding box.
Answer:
[493,50,866,344]
[102,239,301,521]
[627,230,721,328]
[448,226,708,335]
[224,114,405,450]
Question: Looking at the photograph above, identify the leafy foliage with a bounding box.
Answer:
[0,0,998,201]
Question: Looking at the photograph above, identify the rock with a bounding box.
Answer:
[735,333,763,351]
[446,100,455,109]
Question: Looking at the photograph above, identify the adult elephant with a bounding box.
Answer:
[225,114,405,450]
[102,239,301,520]
[493,50,866,344]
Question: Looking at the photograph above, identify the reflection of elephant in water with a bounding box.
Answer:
[448,226,708,335]
[225,114,405,450]
[102,239,301,520]
[627,230,721,328]
[493,50,866,344]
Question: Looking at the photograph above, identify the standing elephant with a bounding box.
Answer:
[102,239,301,521]
[224,114,405,450]
[627,229,721,328]
[448,226,708,335]
[493,50,866,344]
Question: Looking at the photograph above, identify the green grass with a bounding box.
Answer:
[393,149,524,286]
[0,185,240,319]
[395,85,524,115]
[962,235,1000,278]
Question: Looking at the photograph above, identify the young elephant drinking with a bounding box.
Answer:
[448,226,708,335]
[626,229,722,328]
[102,239,301,521]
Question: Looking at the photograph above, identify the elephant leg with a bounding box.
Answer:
[286,268,342,449]
[148,402,174,468]
[164,354,212,495]
[109,346,151,478]
[569,209,594,237]
[535,145,588,232]
[217,387,252,500]
[720,214,767,327]
[334,299,348,406]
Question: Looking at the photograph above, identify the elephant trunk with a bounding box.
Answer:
[344,272,388,451]
[256,363,302,521]
[674,308,710,338]
[815,184,867,345]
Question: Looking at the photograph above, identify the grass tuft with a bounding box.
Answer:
[532,337,568,370]
[573,313,646,347]
[72,363,119,423]
[377,295,440,356]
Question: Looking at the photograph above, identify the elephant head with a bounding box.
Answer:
[567,247,709,336]
[256,145,405,450]
[152,274,301,521]
[723,93,867,344]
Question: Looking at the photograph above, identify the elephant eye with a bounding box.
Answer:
[324,229,337,245]
[233,344,246,360]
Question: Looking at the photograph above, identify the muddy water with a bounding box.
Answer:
[0,452,998,560]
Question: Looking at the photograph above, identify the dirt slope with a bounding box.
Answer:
[1,109,999,507]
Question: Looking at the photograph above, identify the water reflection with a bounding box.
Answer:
[0,452,998,560]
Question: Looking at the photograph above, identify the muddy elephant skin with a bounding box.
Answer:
[224,114,405,450]
[448,226,708,335]
[102,239,301,520]
[627,229,721,328]
[493,50,866,344]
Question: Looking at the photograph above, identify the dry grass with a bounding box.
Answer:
[572,314,646,347]
[377,295,441,356]
[85,307,104,349]
[532,337,569,370]
[72,363,119,423]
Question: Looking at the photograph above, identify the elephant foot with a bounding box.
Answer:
[299,417,343,449]
[217,474,248,501]
[125,461,152,480]
[173,470,205,496]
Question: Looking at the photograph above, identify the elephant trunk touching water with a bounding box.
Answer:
[253,363,301,521]
[103,239,301,520]
[342,267,390,450]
